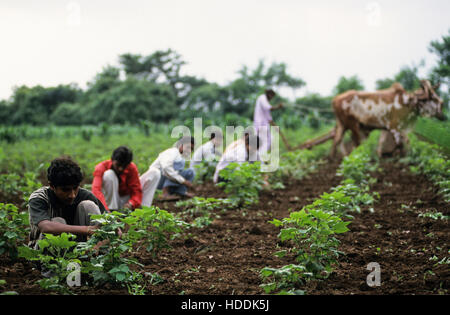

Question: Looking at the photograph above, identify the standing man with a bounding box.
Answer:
[140,136,195,205]
[28,157,106,249]
[92,146,143,211]
[253,89,283,154]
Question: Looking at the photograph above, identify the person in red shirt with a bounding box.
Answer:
[92,146,142,211]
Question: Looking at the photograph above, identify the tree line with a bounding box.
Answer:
[0,30,448,128]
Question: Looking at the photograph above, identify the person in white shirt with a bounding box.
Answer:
[140,136,195,205]
[213,133,261,184]
[190,132,222,168]
[253,89,283,154]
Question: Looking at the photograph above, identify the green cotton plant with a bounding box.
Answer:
[0,203,29,259]
[0,172,41,206]
[337,149,378,186]
[176,197,234,212]
[261,131,380,294]
[176,197,233,228]
[334,131,380,213]
[193,158,219,185]
[299,179,378,219]
[418,211,449,221]
[329,179,379,214]
[274,146,328,181]
[217,161,265,207]
[270,208,350,279]
[20,172,42,203]
[18,233,82,294]
[121,206,186,256]
[402,134,450,202]
[260,264,308,295]
[77,211,142,286]
[337,131,380,186]
[337,152,374,185]
[0,173,22,196]
[306,188,353,218]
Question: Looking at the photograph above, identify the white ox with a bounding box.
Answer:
[330,80,445,157]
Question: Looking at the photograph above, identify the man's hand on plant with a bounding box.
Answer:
[123,202,133,210]
[86,224,99,236]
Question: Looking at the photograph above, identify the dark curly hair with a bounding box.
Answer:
[47,156,83,187]
[111,146,133,166]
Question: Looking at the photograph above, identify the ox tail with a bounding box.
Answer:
[295,127,336,150]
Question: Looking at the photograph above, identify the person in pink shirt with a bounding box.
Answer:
[253,89,284,154]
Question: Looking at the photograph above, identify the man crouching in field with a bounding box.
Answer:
[140,136,196,205]
[27,157,106,250]
[91,146,144,211]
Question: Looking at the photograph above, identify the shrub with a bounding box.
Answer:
[18,233,82,294]
[217,162,264,207]
[0,203,29,259]
[176,197,233,228]
[270,209,350,279]
[122,206,186,255]
[403,134,450,202]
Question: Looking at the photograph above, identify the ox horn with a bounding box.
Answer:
[418,80,430,99]
[432,81,441,91]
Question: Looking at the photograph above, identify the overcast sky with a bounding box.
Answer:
[1,0,449,101]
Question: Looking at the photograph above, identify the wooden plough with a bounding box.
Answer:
[279,128,336,151]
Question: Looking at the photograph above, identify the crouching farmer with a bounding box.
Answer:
[92,146,144,211]
[213,133,261,184]
[28,157,106,250]
[140,136,195,205]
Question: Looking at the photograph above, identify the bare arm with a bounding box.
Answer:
[160,150,186,184]
[270,103,283,111]
[38,220,96,236]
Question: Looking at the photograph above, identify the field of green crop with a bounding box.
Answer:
[414,117,450,152]
[0,124,448,296]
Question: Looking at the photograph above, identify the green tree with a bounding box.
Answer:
[238,60,306,92]
[429,30,450,112]
[273,93,334,129]
[0,100,12,124]
[375,78,395,90]
[183,83,228,113]
[50,102,84,125]
[394,63,422,91]
[376,62,423,92]
[429,29,450,87]
[9,84,82,125]
[224,60,306,118]
[85,65,121,96]
[120,49,185,84]
[83,78,177,124]
[295,93,334,119]
[119,49,209,107]
[333,75,364,95]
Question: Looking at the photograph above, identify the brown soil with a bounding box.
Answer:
[305,160,449,295]
[0,159,448,295]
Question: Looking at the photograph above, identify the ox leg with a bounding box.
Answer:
[330,123,345,158]
[377,130,396,157]
[349,123,361,152]
[390,129,405,156]
[339,140,348,157]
